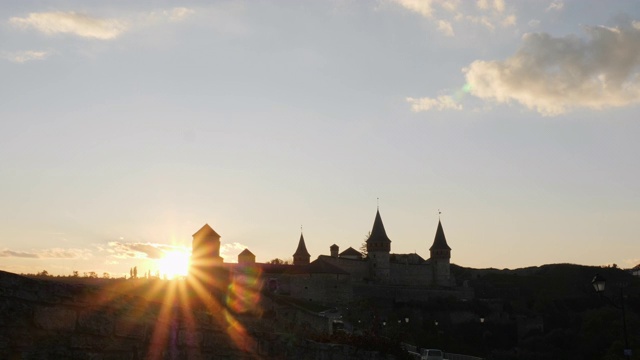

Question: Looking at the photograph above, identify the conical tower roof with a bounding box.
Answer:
[293,233,310,257]
[192,223,220,238]
[430,220,451,250]
[366,209,391,244]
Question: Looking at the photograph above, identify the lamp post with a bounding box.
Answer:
[591,274,632,359]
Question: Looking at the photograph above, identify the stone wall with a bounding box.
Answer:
[389,262,432,287]
[319,256,370,282]
[290,273,353,305]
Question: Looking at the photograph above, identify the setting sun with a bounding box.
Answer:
[158,250,190,279]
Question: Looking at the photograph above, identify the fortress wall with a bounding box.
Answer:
[319,256,369,281]
[353,284,472,303]
[389,262,433,286]
[289,273,352,305]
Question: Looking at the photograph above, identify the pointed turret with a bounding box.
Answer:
[366,209,391,252]
[365,208,391,282]
[293,233,311,265]
[429,220,451,259]
[429,219,452,287]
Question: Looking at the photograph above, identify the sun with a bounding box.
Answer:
[158,250,190,279]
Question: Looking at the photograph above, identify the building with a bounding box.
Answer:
[316,208,454,288]
[189,207,457,307]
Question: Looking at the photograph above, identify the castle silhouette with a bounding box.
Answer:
[190,208,456,305]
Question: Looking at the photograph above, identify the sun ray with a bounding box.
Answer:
[158,249,191,279]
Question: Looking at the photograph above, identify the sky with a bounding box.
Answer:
[1,0,639,277]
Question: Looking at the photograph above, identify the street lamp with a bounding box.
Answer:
[591,274,606,293]
[591,274,632,359]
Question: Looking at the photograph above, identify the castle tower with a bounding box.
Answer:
[429,219,452,286]
[366,209,391,282]
[190,224,224,287]
[238,248,256,264]
[293,233,311,265]
[330,244,339,258]
[191,223,224,267]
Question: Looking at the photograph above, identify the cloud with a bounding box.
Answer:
[390,0,516,36]
[492,0,505,13]
[40,248,92,259]
[107,242,188,260]
[110,240,248,262]
[464,23,640,116]
[142,7,196,25]
[406,95,463,111]
[2,50,50,63]
[440,0,458,13]
[8,7,195,41]
[546,1,564,12]
[0,248,91,259]
[528,19,540,28]
[391,0,435,18]
[220,242,249,261]
[0,250,39,258]
[502,14,516,27]
[167,7,195,22]
[437,20,454,36]
[9,12,127,40]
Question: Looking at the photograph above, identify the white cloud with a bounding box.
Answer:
[546,1,564,12]
[492,0,505,13]
[464,14,495,30]
[502,14,516,27]
[437,20,454,36]
[2,50,50,63]
[528,19,540,28]
[40,248,92,259]
[220,242,249,262]
[390,0,516,35]
[168,7,195,22]
[391,0,435,18]
[107,241,188,259]
[0,250,39,258]
[0,247,91,259]
[10,12,127,40]
[9,7,195,41]
[406,95,463,111]
[464,24,640,116]
[441,0,459,13]
[143,7,196,24]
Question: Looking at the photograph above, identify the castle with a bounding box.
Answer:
[189,208,456,305]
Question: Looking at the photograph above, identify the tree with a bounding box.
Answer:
[360,231,371,258]
[133,266,138,279]
[102,272,110,279]
[268,258,290,265]
[72,270,79,277]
